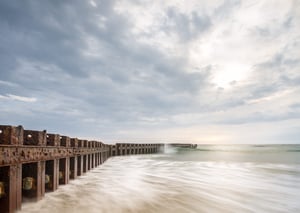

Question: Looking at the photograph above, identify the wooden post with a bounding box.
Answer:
[22,163,40,201]
[92,153,95,168]
[69,157,77,180]
[104,151,107,161]
[83,155,87,173]
[0,165,22,213]
[138,144,141,154]
[131,144,134,155]
[96,153,98,165]
[77,156,83,176]
[36,161,45,200]
[87,154,91,171]
[54,159,59,190]
[117,144,120,156]
[65,158,70,184]
[122,144,125,155]
[45,160,58,192]
[59,158,69,185]
[16,164,22,211]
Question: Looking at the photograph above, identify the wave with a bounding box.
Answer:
[191,145,300,153]
[19,155,300,213]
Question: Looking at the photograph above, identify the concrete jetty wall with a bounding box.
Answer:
[0,125,164,213]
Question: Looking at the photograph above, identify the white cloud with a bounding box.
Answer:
[89,0,97,8]
[0,94,37,102]
[0,80,19,87]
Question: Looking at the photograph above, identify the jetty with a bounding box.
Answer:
[168,143,198,149]
[0,125,164,213]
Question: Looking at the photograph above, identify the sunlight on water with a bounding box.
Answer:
[19,145,300,213]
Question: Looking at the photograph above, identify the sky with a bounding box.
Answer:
[0,0,299,144]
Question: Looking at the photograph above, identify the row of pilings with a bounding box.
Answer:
[0,125,164,213]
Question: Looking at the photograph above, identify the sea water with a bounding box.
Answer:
[19,144,300,213]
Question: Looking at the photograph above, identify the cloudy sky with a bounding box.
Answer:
[0,0,299,144]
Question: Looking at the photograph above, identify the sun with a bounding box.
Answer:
[212,62,251,88]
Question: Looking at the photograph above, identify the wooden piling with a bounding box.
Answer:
[77,156,83,176]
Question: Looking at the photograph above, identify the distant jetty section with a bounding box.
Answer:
[0,125,195,213]
[168,143,198,149]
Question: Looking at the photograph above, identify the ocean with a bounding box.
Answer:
[19,144,300,213]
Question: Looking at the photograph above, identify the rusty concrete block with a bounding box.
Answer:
[46,134,60,146]
[0,125,23,145]
[77,139,83,147]
[70,138,78,148]
[24,130,46,146]
[60,136,70,147]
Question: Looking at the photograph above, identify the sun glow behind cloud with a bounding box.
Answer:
[212,62,252,88]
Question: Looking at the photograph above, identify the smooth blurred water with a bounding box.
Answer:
[19,145,300,213]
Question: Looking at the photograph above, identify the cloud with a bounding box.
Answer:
[0,0,299,143]
[0,94,37,102]
[163,7,212,41]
